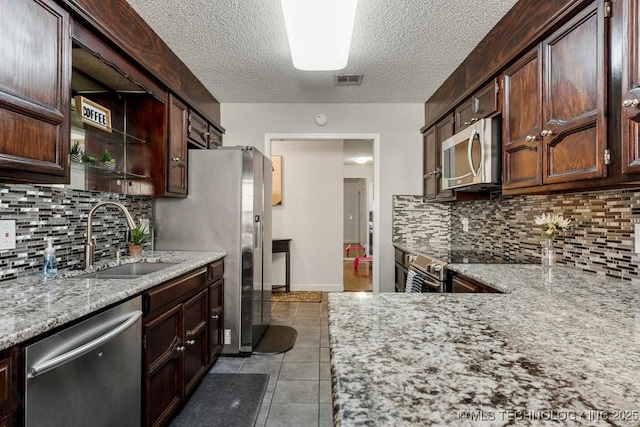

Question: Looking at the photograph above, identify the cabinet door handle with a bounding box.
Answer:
[463,121,470,126]
[540,130,554,137]
[176,346,185,352]
[211,314,219,319]
[470,118,478,123]
[525,135,539,142]
[171,157,181,162]
[186,340,196,345]
[623,99,639,108]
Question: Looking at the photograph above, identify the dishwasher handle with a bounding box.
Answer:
[28,310,143,379]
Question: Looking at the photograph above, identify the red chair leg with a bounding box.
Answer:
[354,257,359,271]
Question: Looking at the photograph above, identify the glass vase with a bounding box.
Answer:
[541,239,555,266]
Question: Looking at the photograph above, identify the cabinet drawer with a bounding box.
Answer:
[207,260,224,284]
[144,268,207,315]
[187,110,208,148]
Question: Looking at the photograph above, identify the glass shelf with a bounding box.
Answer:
[70,108,148,145]
[71,161,148,180]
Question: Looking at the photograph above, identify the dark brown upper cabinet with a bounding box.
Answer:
[503,48,543,190]
[207,125,223,148]
[622,0,640,175]
[423,114,455,200]
[423,127,437,198]
[454,79,499,134]
[71,22,167,196]
[0,0,71,184]
[187,110,208,149]
[503,1,608,192]
[166,95,188,196]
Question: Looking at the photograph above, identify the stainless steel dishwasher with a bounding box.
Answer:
[24,296,142,427]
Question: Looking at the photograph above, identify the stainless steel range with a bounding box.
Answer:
[406,253,447,293]
[405,249,531,293]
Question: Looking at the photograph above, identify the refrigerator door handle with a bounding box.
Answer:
[255,215,262,250]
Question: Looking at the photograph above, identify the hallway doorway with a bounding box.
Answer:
[265,133,380,293]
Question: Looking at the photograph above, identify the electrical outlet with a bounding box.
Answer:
[461,217,469,233]
[140,218,150,234]
[0,220,16,250]
[224,329,231,345]
[635,224,640,253]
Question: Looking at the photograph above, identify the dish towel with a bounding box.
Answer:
[405,270,424,293]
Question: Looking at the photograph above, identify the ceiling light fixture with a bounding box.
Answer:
[280,0,358,71]
[354,157,368,164]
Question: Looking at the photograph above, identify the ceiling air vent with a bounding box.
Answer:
[334,74,363,86]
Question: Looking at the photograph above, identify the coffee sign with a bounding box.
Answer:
[75,96,112,132]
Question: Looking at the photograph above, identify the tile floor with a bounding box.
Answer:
[209,293,332,427]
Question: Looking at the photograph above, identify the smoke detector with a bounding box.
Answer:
[334,74,363,86]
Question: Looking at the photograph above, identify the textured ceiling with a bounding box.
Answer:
[126,0,519,103]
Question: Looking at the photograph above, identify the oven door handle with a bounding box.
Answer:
[467,129,483,177]
[27,310,142,379]
[422,278,441,291]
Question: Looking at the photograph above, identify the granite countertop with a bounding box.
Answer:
[328,265,640,426]
[0,250,226,351]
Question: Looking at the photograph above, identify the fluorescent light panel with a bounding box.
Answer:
[280,0,358,71]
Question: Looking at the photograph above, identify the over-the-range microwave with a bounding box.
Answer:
[440,118,501,191]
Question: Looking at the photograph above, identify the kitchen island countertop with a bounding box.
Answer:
[328,264,639,426]
[0,250,226,351]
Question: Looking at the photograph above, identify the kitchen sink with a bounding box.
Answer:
[75,262,178,279]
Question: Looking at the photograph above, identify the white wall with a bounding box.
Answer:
[343,179,363,243]
[271,139,344,291]
[221,103,424,292]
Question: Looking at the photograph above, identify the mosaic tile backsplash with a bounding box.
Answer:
[393,189,640,280]
[392,196,450,246]
[0,184,153,281]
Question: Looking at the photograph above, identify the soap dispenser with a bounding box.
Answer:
[42,238,58,277]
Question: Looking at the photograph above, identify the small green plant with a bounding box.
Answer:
[99,149,116,164]
[70,141,82,155]
[130,219,147,245]
[81,152,96,165]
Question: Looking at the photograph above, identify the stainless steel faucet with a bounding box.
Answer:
[85,201,137,268]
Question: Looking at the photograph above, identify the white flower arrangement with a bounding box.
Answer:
[534,213,571,239]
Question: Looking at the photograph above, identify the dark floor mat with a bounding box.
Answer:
[169,373,268,427]
[253,325,298,354]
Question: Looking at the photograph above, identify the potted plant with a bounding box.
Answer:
[81,152,96,166]
[70,141,83,163]
[128,219,147,257]
[99,149,116,171]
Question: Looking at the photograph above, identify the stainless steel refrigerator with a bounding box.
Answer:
[154,146,272,355]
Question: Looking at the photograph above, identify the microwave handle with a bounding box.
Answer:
[467,129,483,177]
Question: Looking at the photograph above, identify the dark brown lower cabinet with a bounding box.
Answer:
[183,290,208,397]
[145,305,183,427]
[208,278,224,362]
[394,248,410,292]
[450,272,501,293]
[0,347,19,427]
[143,259,224,427]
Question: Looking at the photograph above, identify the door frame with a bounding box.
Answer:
[264,133,380,293]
